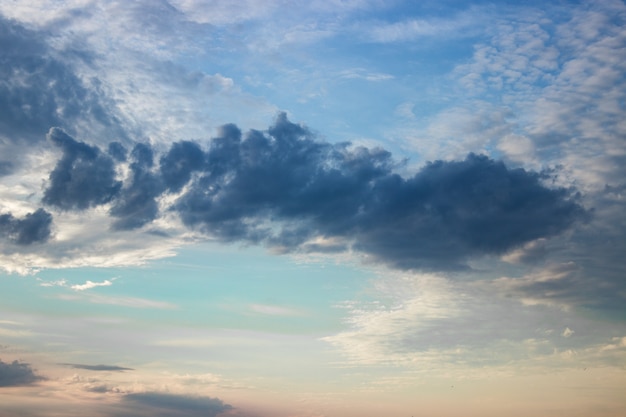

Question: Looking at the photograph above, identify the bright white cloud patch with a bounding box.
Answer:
[562,327,575,338]
[70,280,113,291]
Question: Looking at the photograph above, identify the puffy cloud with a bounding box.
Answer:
[352,154,587,269]
[0,1,595,277]
[42,128,121,210]
[0,208,52,245]
[33,113,587,271]
[159,140,205,193]
[174,114,392,247]
[110,143,164,230]
[173,114,587,270]
[70,279,113,291]
[0,359,43,387]
[448,1,626,190]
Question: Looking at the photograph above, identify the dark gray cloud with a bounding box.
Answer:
[42,128,121,210]
[119,392,232,417]
[352,155,588,269]
[0,17,74,142]
[37,114,587,270]
[0,208,53,245]
[110,143,164,230]
[0,359,43,387]
[0,16,127,160]
[59,363,134,371]
[175,114,395,246]
[159,140,205,193]
[173,113,587,270]
[0,160,13,176]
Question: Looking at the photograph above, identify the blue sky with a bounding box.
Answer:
[0,1,625,416]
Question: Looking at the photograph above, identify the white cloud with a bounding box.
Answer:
[338,68,394,81]
[393,102,514,165]
[168,0,283,25]
[249,304,303,316]
[600,336,626,351]
[70,279,113,291]
[366,11,476,43]
[562,327,575,338]
[383,1,625,196]
[496,133,536,163]
[323,263,626,372]
[323,271,464,365]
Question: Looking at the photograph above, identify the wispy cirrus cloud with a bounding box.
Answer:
[324,269,626,371]
[248,304,303,316]
[57,293,176,309]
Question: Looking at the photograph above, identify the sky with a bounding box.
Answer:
[0,0,625,416]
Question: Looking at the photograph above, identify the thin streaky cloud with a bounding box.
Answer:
[58,363,134,371]
[57,293,176,309]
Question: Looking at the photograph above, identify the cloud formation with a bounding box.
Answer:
[110,143,164,230]
[70,280,113,291]
[120,392,232,417]
[0,1,602,278]
[0,17,89,143]
[324,271,626,369]
[0,209,52,245]
[0,16,128,175]
[0,359,43,387]
[60,363,133,372]
[43,127,122,210]
[38,114,587,270]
